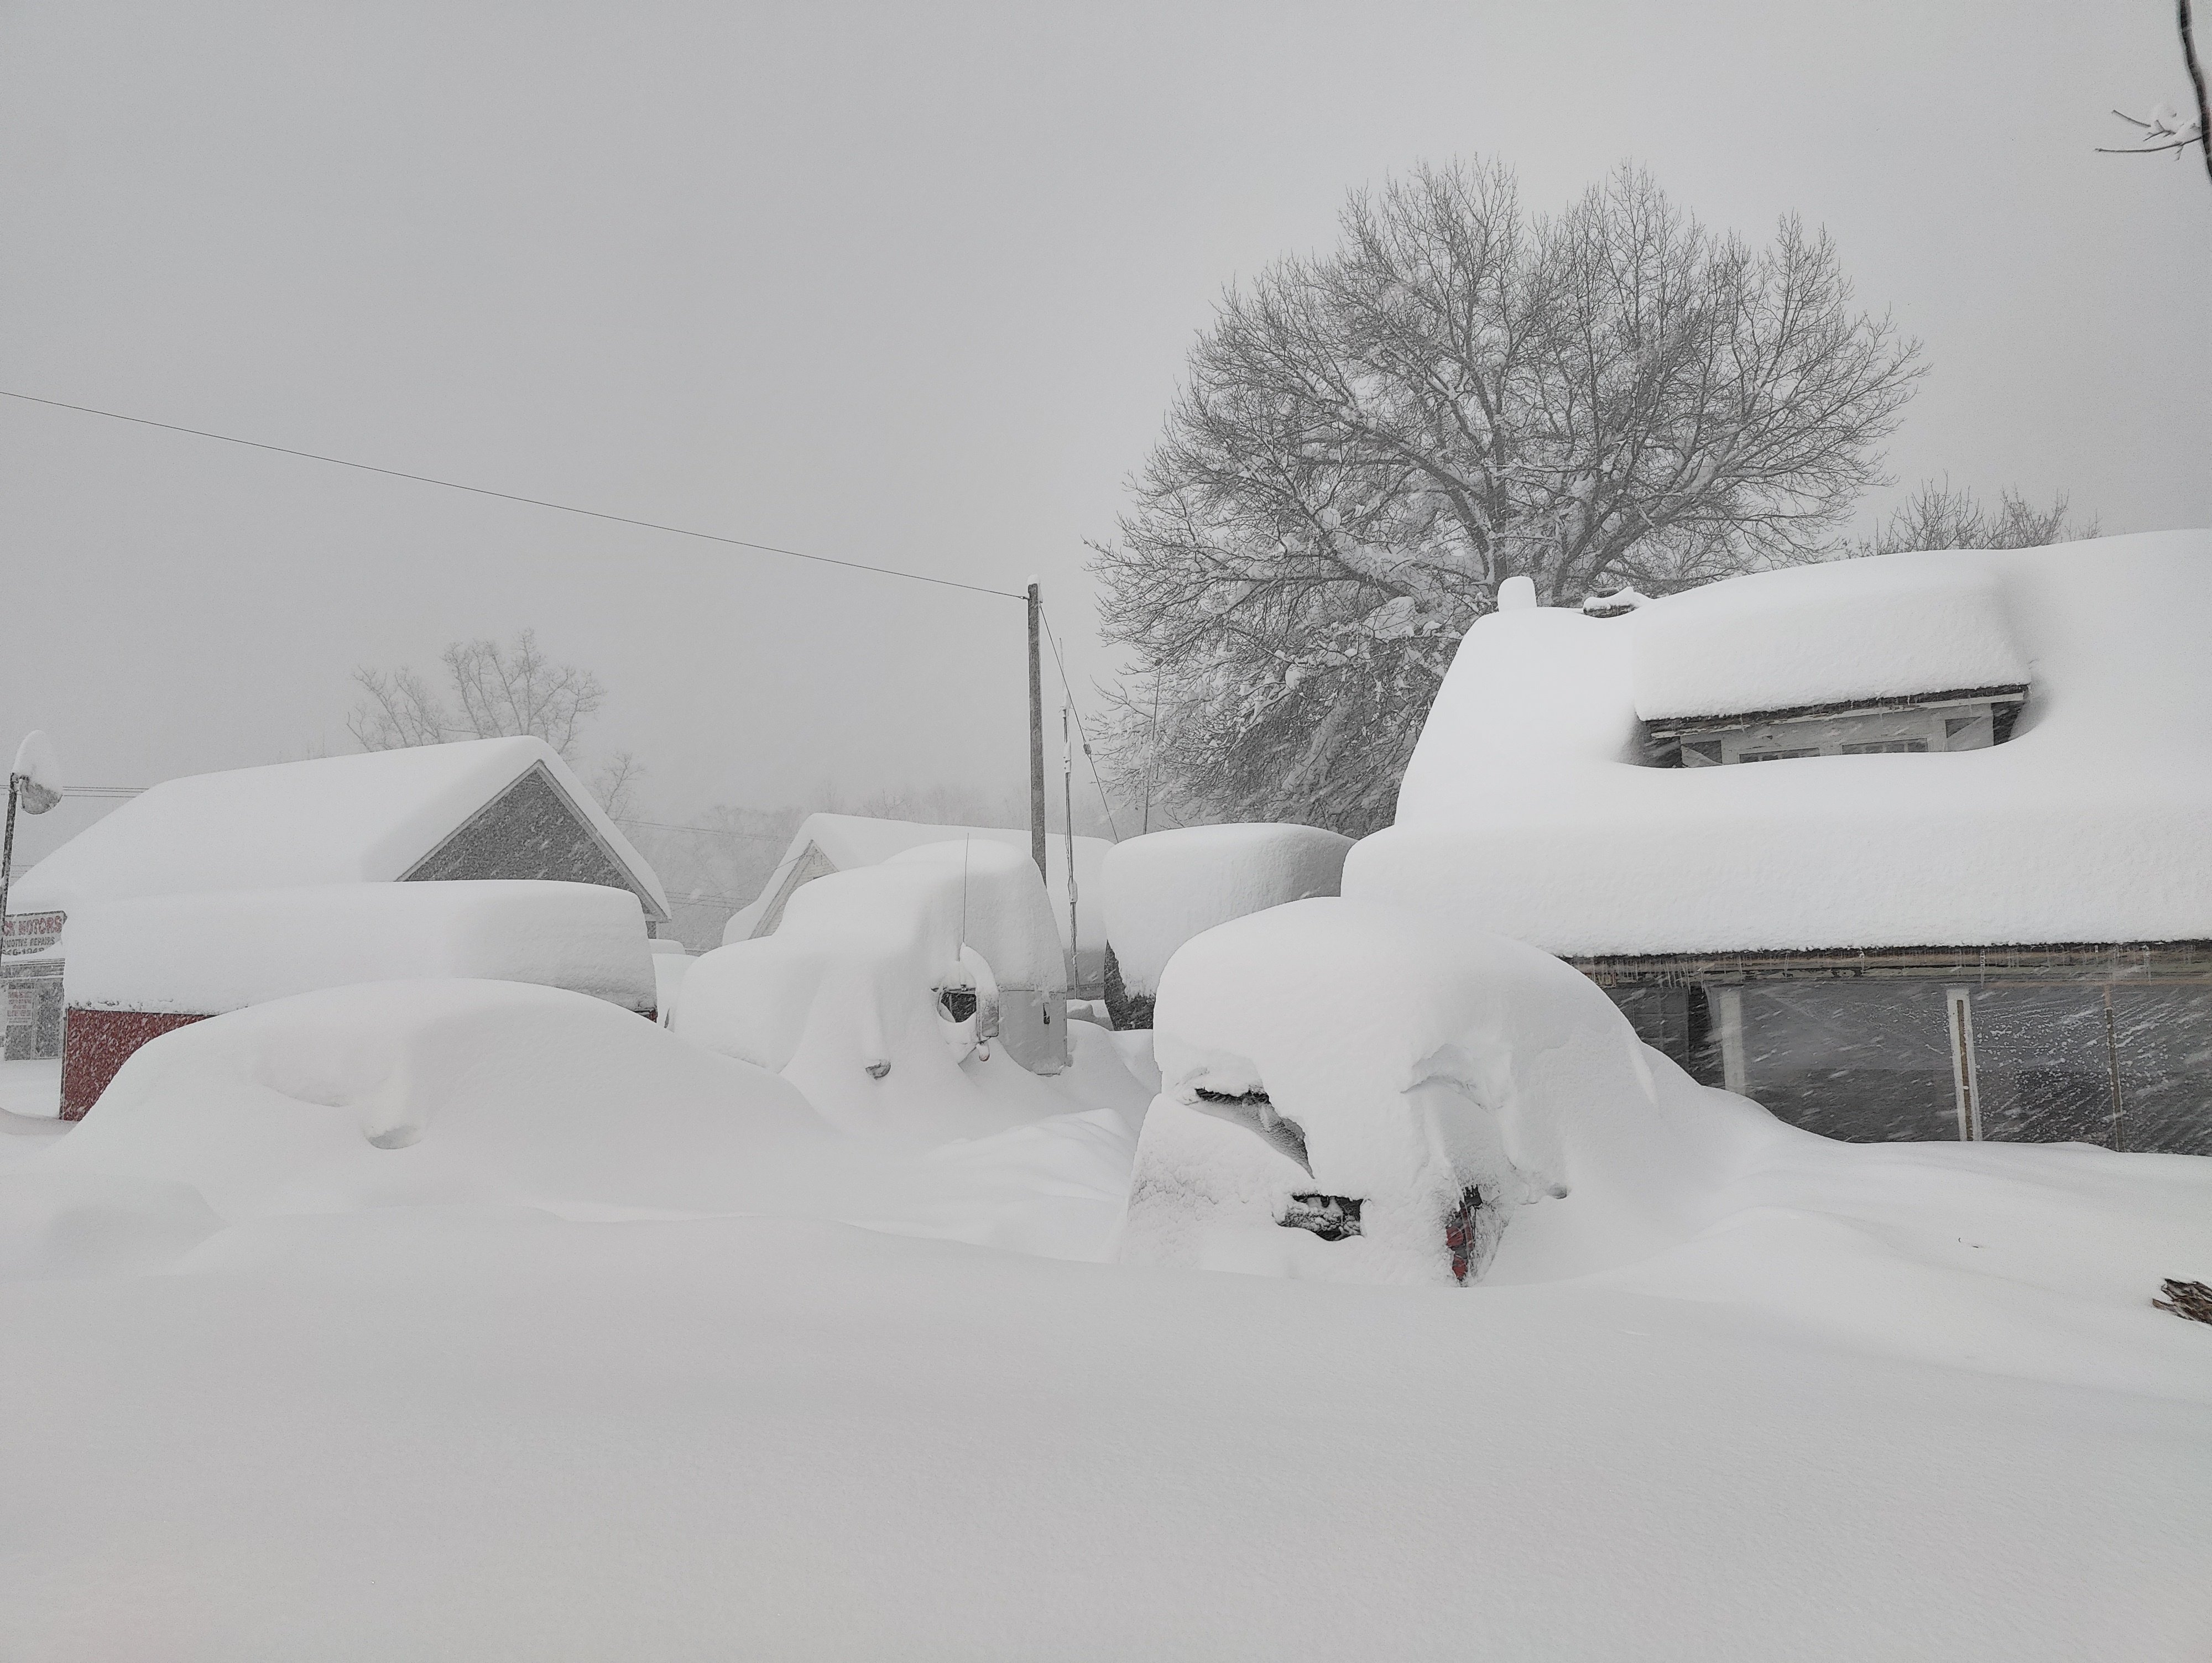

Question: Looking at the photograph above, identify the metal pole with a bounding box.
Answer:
[1026,582,1046,882]
[1140,674,1162,836]
[0,776,19,943]
[1062,691,1077,981]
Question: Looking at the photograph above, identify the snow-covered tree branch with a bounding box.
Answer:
[1092,160,1923,834]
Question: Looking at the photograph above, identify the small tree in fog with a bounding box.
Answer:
[352,630,604,759]
[1856,480,2096,556]
[351,629,639,812]
[1093,160,1923,835]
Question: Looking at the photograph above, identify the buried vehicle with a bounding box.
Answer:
[1118,898,1771,1285]
[674,839,1075,1141]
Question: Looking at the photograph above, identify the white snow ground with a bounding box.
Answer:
[2,980,2208,1659]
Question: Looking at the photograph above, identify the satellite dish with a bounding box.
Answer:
[12,731,63,815]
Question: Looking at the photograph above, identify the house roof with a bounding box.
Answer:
[1345,531,2212,955]
[1630,559,2031,722]
[12,737,669,919]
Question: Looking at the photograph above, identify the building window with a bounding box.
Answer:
[1648,686,2027,767]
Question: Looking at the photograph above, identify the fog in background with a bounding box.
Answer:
[3,0,2205,871]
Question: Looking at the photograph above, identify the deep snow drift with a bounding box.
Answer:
[22,980,826,1230]
[1,944,2208,1657]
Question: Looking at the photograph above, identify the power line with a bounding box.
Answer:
[1039,602,1121,840]
[615,815,787,842]
[0,388,1027,602]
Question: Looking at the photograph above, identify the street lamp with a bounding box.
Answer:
[1,731,64,948]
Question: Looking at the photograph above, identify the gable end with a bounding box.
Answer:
[401,761,667,921]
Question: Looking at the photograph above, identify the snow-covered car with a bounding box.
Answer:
[674,838,1074,1138]
[1118,897,1759,1285]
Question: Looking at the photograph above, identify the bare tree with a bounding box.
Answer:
[2099,0,2212,191]
[349,629,606,761]
[1855,480,2096,557]
[1093,160,1923,834]
[591,750,646,820]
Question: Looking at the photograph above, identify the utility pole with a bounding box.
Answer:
[1062,689,1078,980]
[1026,581,1047,882]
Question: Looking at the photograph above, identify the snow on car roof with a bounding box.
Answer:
[12,736,667,918]
[1348,531,2212,954]
[729,813,1109,955]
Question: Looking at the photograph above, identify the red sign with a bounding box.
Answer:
[2,911,65,956]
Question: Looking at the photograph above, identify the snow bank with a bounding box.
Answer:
[1633,559,2029,719]
[1120,898,1770,1284]
[1099,823,1353,999]
[34,980,827,1221]
[62,881,655,1014]
[677,840,1074,1140]
[1356,532,2212,953]
[12,736,666,918]
[726,813,1109,987]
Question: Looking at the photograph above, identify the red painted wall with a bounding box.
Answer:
[60,1008,209,1120]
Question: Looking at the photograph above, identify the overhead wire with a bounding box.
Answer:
[1038,601,1121,840]
[0,388,1027,601]
[7,389,1136,835]
[614,815,787,841]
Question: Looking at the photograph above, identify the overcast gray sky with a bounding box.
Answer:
[2,0,2205,865]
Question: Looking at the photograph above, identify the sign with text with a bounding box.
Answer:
[2,911,65,956]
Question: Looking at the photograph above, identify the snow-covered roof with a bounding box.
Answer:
[1346,531,2212,955]
[1632,560,2030,721]
[1100,823,1353,998]
[12,738,667,919]
[729,813,1108,968]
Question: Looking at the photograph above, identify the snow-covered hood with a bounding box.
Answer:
[1123,899,1768,1283]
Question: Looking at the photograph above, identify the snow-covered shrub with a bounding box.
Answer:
[1119,898,1761,1285]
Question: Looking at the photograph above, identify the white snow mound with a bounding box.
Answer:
[33,980,827,1222]
[1100,823,1353,998]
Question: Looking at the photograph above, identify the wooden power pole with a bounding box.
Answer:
[1026,581,1047,881]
